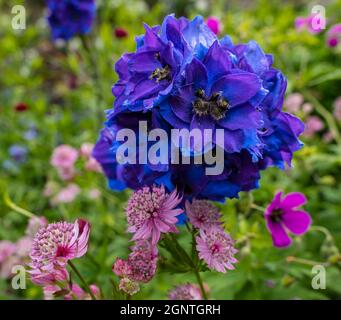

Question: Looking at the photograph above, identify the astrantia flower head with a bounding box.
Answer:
[126,185,183,244]
[265,192,311,248]
[119,278,140,296]
[168,283,203,300]
[51,144,78,169]
[196,226,238,273]
[46,0,96,41]
[113,240,158,284]
[185,199,221,229]
[29,219,90,283]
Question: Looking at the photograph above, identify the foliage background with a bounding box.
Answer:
[1,0,341,299]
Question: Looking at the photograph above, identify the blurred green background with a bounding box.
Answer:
[1,0,341,299]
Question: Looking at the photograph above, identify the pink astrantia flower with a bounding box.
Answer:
[327,24,341,47]
[29,219,90,284]
[85,157,102,173]
[51,183,81,205]
[284,93,304,113]
[80,143,94,158]
[0,241,16,264]
[51,145,78,169]
[265,192,312,248]
[303,116,324,137]
[113,240,158,283]
[126,185,183,245]
[168,283,203,300]
[185,199,221,230]
[57,166,76,181]
[119,278,140,295]
[206,16,222,35]
[333,97,341,120]
[196,226,238,273]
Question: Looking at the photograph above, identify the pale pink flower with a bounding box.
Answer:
[168,283,203,300]
[284,93,304,113]
[51,145,78,169]
[16,237,33,258]
[303,116,324,137]
[87,188,101,200]
[206,16,222,35]
[302,102,313,114]
[0,241,16,263]
[0,255,21,279]
[43,181,58,197]
[333,97,341,120]
[196,226,238,273]
[64,284,100,300]
[57,166,76,181]
[26,216,48,238]
[80,143,94,158]
[323,131,334,143]
[51,183,81,205]
[119,278,140,296]
[126,185,183,245]
[186,199,221,230]
[85,157,102,173]
[29,219,90,285]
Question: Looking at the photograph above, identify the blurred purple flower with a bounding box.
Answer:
[168,283,203,300]
[303,116,324,137]
[9,145,28,163]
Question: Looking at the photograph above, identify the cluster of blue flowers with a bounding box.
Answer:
[93,15,304,202]
[46,0,96,41]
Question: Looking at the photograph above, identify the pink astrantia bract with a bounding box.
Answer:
[168,283,203,300]
[265,192,312,248]
[196,226,238,273]
[185,199,222,230]
[126,185,183,245]
[29,219,90,284]
[51,144,78,169]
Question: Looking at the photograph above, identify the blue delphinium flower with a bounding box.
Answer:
[9,145,28,163]
[93,15,304,203]
[46,0,96,41]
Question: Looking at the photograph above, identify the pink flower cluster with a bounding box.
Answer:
[46,143,102,206]
[112,240,158,295]
[0,216,47,279]
[168,283,204,300]
[28,219,93,299]
[295,14,325,34]
[327,24,341,47]
[186,199,238,273]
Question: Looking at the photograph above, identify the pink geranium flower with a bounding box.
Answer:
[126,185,183,245]
[265,192,312,248]
[51,145,78,169]
[29,219,90,284]
[327,24,341,47]
[206,16,222,35]
[196,226,238,273]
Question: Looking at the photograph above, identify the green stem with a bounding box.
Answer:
[302,90,341,146]
[250,204,266,212]
[286,256,328,267]
[193,267,208,300]
[3,192,35,219]
[309,225,334,242]
[68,260,96,300]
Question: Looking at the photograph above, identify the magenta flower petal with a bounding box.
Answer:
[281,192,307,209]
[282,210,312,235]
[266,220,292,248]
[265,191,282,214]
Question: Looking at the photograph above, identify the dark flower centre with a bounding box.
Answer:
[193,89,229,121]
[270,208,283,223]
[150,65,171,83]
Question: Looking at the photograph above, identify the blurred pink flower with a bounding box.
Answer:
[16,237,33,258]
[301,102,313,114]
[265,192,311,248]
[26,216,48,238]
[206,16,222,35]
[87,188,101,200]
[284,93,304,113]
[57,166,76,181]
[295,14,325,34]
[43,181,58,197]
[80,143,94,158]
[333,97,341,120]
[185,199,221,230]
[327,24,341,48]
[323,131,334,143]
[126,185,183,245]
[196,226,238,273]
[64,284,100,300]
[51,183,81,205]
[0,241,16,264]
[29,219,90,285]
[168,283,203,300]
[303,116,324,137]
[85,157,102,173]
[51,145,78,169]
